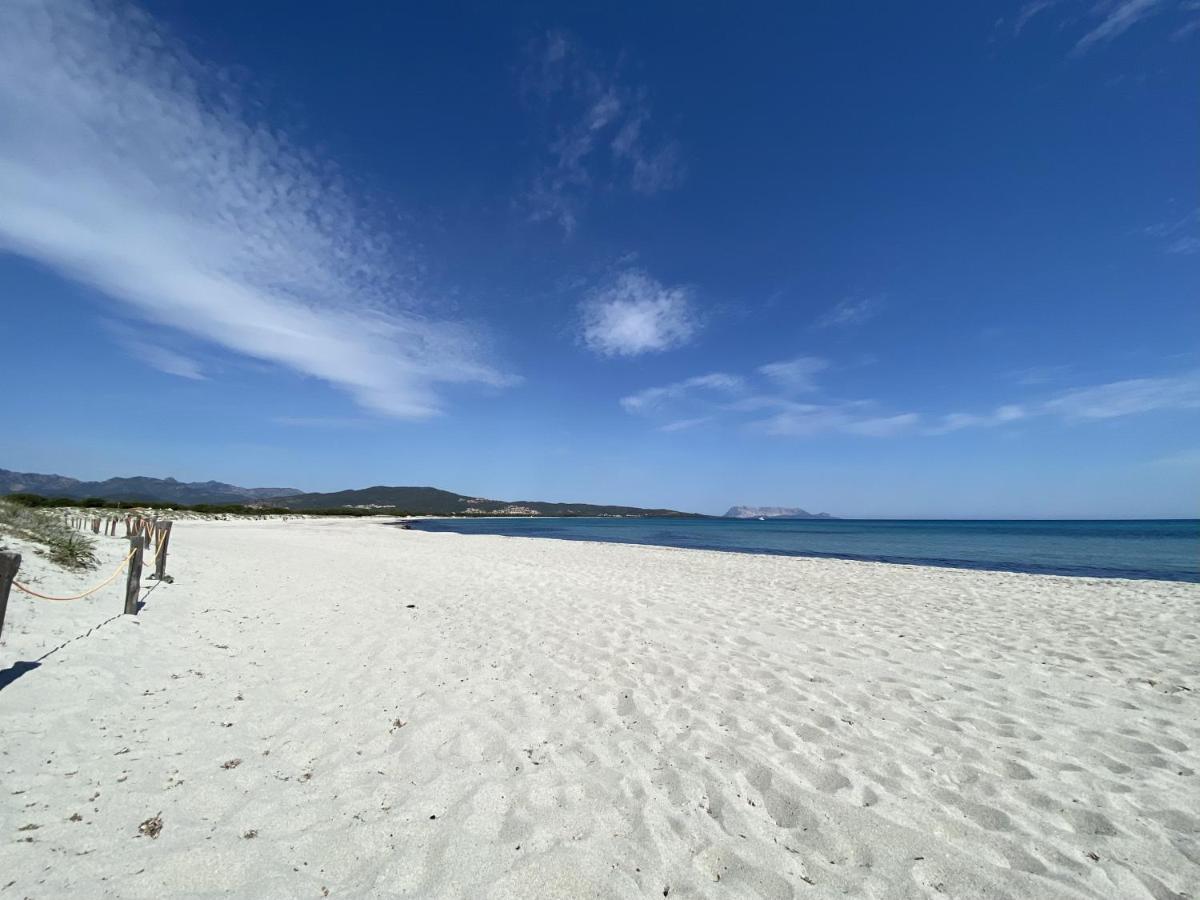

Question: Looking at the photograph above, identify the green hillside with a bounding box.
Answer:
[275,485,701,517]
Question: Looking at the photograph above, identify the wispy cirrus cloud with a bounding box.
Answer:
[1005,0,1194,51]
[1149,448,1200,467]
[928,370,1200,433]
[1013,0,1058,34]
[620,373,743,413]
[521,30,684,234]
[623,359,1200,440]
[1174,12,1200,40]
[926,405,1027,435]
[658,416,716,433]
[104,321,206,381]
[758,356,829,392]
[1143,207,1200,255]
[1075,0,1167,52]
[0,0,514,419]
[581,270,700,357]
[758,407,918,438]
[815,296,884,329]
[620,355,923,438]
[1043,371,1200,418]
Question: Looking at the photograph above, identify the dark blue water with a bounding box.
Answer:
[409,517,1200,582]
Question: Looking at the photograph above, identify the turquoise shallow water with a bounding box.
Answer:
[409,517,1200,582]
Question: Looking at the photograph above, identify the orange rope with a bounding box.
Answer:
[12,548,137,602]
[144,537,166,566]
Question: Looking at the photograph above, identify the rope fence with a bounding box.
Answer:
[12,547,137,602]
[0,514,175,640]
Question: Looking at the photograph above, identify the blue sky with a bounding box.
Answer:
[1,0,1197,517]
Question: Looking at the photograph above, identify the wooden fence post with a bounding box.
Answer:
[151,521,172,581]
[124,535,144,616]
[0,551,19,640]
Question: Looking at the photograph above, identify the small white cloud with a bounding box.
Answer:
[815,296,884,328]
[582,271,700,357]
[757,356,829,392]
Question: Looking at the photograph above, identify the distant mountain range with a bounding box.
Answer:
[724,506,833,519]
[0,468,302,506]
[0,468,700,518]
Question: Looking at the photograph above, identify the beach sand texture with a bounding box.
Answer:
[1,518,1198,898]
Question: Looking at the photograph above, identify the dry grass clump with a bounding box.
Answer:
[0,499,99,570]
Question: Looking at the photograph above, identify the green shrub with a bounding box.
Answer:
[0,499,99,570]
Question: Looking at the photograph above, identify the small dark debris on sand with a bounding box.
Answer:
[138,815,163,839]
[243,829,258,839]
[221,759,242,770]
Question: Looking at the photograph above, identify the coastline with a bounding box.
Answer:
[407,516,1200,584]
[2,517,1198,897]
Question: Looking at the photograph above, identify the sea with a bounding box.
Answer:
[408,517,1200,583]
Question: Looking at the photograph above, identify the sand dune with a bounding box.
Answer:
[1,518,1197,898]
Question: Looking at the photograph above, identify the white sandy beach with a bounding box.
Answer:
[1,517,1198,899]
